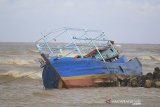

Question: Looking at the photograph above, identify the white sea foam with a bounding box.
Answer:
[115,44,121,47]
[0,58,37,65]
[138,55,160,61]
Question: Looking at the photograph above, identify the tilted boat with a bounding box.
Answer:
[35,28,142,89]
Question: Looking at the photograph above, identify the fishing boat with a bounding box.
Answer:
[35,27,142,89]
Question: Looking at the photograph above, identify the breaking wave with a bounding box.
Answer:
[0,70,42,79]
[115,44,121,47]
[3,59,34,65]
[29,49,39,53]
[0,58,37,65]
[138,55,160,62]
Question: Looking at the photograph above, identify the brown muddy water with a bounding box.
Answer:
[0,42,160,107]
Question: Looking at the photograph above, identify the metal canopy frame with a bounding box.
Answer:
[35,27,114,62]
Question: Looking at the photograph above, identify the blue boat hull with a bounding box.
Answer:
[42,56,142,88]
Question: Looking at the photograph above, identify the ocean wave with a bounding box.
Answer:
[0,58,37,65]
[29,49,39,53]
[138,55,160,61]
[150,56,160,61]
[0,70,42,79]
[115,44,121,47]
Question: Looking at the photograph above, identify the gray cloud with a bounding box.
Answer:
[0,0,160,43]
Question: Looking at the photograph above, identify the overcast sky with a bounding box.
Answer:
[0,0,160,43]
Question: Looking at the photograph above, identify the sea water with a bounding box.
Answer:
[0,42,160,107]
